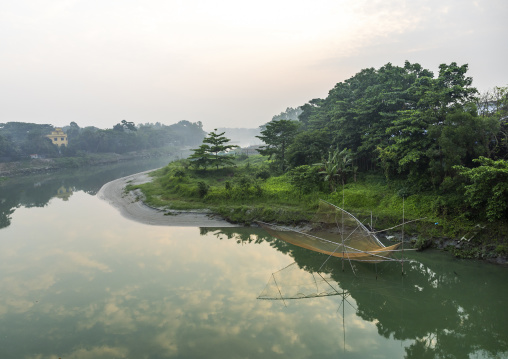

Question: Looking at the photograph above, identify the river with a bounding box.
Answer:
[0,159,507,359]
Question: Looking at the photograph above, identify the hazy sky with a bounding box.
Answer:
[1,0,507,131]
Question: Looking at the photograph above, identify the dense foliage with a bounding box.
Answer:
[256,119,299,173]
[133,61,508,257]
[263,61,507,223]
[2,60,508,252]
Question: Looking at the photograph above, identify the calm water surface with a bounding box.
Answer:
[0,160,507,359]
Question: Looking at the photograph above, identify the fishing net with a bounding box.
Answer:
[259,200,401,263]
[257,259,408,303]
[257,262,341,300]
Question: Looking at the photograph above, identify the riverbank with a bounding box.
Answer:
[97,170,241,227]
[117,158,508,265]
[101,169,508,264]
[0,149,178,178]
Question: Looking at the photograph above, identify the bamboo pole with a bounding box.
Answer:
[402,197,405,275]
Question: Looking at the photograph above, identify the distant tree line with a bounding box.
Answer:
[0,120,206,160]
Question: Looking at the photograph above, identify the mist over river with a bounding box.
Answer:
[0,159,507,358]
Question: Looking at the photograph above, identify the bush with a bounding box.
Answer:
[174,169,186,178]
[495,244,508,255]
[288,165,320,195]
[225,181,232,191]
[237,153,249,161]
[256,168,271,180]
[197,181,209,198]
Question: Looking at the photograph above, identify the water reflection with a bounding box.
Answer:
[0,157,173,229]
[0,195,405,358]
[204,228,508,358]
[0,166,507,358]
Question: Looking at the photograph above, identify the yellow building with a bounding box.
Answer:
[55,186,73,201]
[46,128,68,147]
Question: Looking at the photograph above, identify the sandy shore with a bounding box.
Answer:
[97,170,240,227]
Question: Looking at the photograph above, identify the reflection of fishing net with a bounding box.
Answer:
[257,259,408,304]
[259,200,401,263]
[257,262,341,300]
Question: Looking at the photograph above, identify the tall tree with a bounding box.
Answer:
[190,129,238,170]
[378,62,483,188]
[476,86,508,159]
[256,119,300,173]
[271,107,303,122]
[286,129,331,168]
[298,61,433,171]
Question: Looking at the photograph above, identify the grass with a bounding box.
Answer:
[129,155,508,257]
[132,156,431,226]
[128,155,319,224]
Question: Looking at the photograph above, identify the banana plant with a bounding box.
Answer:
[314,147,353,192]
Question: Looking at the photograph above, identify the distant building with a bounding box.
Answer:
[55,186,73,201]
[46,128,68,147]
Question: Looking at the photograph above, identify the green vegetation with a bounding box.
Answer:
[132,153,508,261]
[131,61,508,260]
[256,119,299,173]
[2,60,507,260]
[129,156,443,232]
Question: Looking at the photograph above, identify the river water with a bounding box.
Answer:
[0,159,507,359]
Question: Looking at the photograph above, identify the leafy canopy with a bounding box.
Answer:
[256,119,299,173]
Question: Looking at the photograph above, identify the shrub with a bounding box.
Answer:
[256,168,271,180]
[237,153,249,161]
[174,169,186,178]
[197,181,209,198]
[287,165,320,195]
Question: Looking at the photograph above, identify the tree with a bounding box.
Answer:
[113,120,136,132]
[256,119,300,173]
[476,86,508,159]
[190,129,238,170]
[0,133,17,158]
[22,129,59,156]
[66,121,81,141]
[188,144,212,169]
[297,61,433,172]
[271,107,303,122]
[168,120,206,146]
[378,62,482,188]
[455,157,508,221]
[286,129,331,168]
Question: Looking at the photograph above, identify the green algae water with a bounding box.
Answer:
[0,160,507,358]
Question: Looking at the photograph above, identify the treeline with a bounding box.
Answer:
[0,120,206,160]
[257,61,508,222]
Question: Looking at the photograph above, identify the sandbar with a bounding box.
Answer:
[97,170,240,227]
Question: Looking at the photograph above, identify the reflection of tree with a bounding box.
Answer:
[199,227,276,245]
[207,227,508,358]
[0,157,172,229]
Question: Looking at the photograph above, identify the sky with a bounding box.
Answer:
[1,0,507,131]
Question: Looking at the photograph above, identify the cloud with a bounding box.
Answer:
[0,0,506,129]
